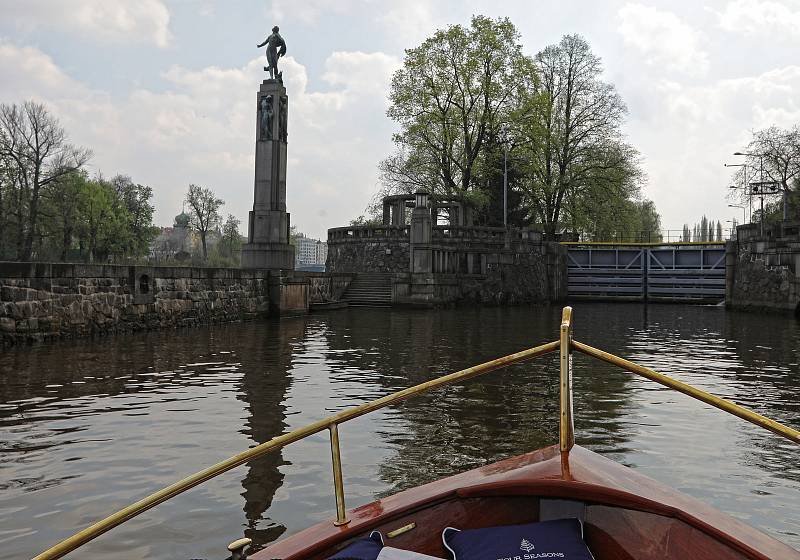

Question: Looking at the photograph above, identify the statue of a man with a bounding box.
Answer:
[257,26,287,81]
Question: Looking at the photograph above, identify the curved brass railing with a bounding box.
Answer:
[33,307,800,560]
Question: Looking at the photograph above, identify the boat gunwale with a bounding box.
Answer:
[255,444,798,560]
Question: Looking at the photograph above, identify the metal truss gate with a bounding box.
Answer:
[566,245,726,302]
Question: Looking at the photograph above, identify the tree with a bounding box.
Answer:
[220,214,242,258]
[109,175,157,258]
[518,35,639,239]
[42,170,87,261]
[0,101,91,260]
[682,224,691,242]
[185,184,224,260]
[729,125,800,221]
[381,16,538,204]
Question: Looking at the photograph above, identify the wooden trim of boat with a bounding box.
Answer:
[254,445,800,560]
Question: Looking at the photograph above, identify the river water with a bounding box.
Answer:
[1,303,798,559]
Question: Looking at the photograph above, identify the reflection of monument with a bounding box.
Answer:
[241,39,294,270]
[237,318,301,545]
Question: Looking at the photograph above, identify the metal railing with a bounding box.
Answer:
[34,308,800,560]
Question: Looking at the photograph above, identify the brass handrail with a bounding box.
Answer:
[33,308,800,560]
[559,307,574,451]
[33,340,560,560]
[572,339,800,444]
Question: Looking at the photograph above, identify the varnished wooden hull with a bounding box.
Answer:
[252,445,799,560]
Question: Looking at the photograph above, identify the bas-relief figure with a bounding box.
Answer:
[257,26,287,82]
[260,95,273,141]
[279,96,287,142]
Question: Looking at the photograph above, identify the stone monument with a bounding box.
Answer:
[241,33,294,270]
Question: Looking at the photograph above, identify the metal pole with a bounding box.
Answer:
[503,144,508,228]
[559,307,574,452]
[760,156,764,237]
[329,423,349,526]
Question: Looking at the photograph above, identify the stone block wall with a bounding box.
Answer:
[294,271,354,303]
[0,263,272,345]
[326,240,410,273]
[727,242,800,315]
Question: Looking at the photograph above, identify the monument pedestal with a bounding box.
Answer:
[241,78,296,271]
[241,242,295,270]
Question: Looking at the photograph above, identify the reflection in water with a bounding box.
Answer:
[0,304,798,559]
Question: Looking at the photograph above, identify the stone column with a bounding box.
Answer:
[241,79,295,270]
[410,191,432,273]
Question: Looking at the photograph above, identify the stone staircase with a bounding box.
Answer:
[342,273,393,307]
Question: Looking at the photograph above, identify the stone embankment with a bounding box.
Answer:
[0,263,356,345]
[0,263,272,344]
[726,222,800,316]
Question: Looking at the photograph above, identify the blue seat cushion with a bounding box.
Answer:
[442,518,594,560]
[328,531,385,560]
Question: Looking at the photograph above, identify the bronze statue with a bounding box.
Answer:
[257,26,287,82]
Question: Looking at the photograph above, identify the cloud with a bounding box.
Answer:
[0,42,398,238]
[617,3,709,76]
[3,0,172,48]
[624,64,800,229]
[266,0,356,25]
[322,51,402,98]
[716,0,800,40]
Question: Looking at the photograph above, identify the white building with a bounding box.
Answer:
[315,240,328,265]
[294,233,328,268]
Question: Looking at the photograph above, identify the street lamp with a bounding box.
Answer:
[728,203,745,223]
[733,151,766,237]
[724,162,749,223]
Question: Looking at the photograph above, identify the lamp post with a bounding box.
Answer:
[724,162,749,223]
[728,203,745,223]
[733,151,765,237]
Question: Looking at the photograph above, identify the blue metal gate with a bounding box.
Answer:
[567,245,726,302]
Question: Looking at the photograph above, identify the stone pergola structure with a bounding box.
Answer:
[328,192,564,306]
[381,194,475,227]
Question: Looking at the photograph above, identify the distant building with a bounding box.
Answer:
[293,232,328,269]
[315,240,328,265]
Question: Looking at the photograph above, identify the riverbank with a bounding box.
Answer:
[0,262,354,345]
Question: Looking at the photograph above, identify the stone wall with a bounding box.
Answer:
[0,262,272,345]
[727,239,800,315]
[327,239,410,273]
[294,271,354,303]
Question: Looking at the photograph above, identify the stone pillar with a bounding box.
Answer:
[410,191,432,273]
[383,201,391,225]
[241,79,295,270]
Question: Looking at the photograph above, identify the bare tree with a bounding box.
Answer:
[185,184,223,260]
[0,101,91,260]
[730,125,800,220]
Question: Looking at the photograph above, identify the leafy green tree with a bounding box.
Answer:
[518,34,638,240]
[185,184,224,260]
[109,175,158,258]
[220,214,242,258]
[381,15,538,204]
[41,170,88,261]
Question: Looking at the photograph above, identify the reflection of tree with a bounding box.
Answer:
[236,317,304,546]
[317,306,635,494]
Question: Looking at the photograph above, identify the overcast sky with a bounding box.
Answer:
[2,0,799,239]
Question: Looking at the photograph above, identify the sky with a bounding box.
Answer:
[2,0,800,239]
